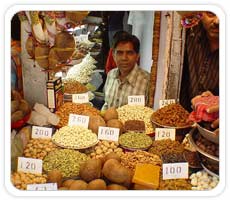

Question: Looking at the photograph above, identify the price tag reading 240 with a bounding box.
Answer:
[32,126,52,139]
[72,93,89,103]
[68,114,89,128]
[163,162,189,180]
[98,126,120,142]
[155,128,176,141]
[128,95,145,106]
[17,157,43,174]
[159,99,176,108]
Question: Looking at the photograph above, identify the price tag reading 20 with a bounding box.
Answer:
[68,114,89,128]
[32,126,52,139]
[155,128,176,141]
[98,126,120,142]
[128,95,145,106]
[163,162,189,180]
[17,157,43,174]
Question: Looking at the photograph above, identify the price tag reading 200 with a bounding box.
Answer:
[159,99,176,108]
[68,114,89,128]
[155,128,176,141]
[163,162,189,180]
[128,95,145,106]
[32,126,52,139]
[17,157,43,174]
[98,126,120,142]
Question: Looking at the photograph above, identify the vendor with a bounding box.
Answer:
[102,32,149,110]
[179,11,219,134]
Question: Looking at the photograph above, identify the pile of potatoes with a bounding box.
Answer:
[47,153,132,190]
[11,90,31,123]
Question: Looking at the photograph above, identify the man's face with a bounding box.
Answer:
[113,42,139,75]
[201,12,219,40]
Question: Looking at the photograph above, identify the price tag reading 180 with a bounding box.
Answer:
[155,128,176,141]
[68,114,89,128]
[163,162,189,180]
[32,126,52,139]
[17,157,43,174]
[72,93,89,103]
[128,95,145,106]
[159,99,176,108]
[27,183,58,191]
[98,126,120,142]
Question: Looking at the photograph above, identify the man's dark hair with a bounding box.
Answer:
[112,32,140,53]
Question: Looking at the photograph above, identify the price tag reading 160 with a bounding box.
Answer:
[98,126,120,142]
[17,157,43,174]
[68,114,89,128]
[163,162,189,180]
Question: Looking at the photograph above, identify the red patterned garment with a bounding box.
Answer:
[189,96,219,122]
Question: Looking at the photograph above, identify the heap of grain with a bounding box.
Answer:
[117,105,154,134]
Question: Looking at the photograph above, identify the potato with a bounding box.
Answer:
[106,119,124,134]
[104,107,118,122]
[102,159,132,184]
[69,180,88,190]
[62,179,75,188]
[79,158,102,182]
[107,184,127,190]
[88,115,106,134]
[104,152,121,163]
[11,100,20,114]
[47,169,63,188]
[87,179,107,190]
[11,110,24,122]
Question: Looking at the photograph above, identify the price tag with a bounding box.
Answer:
[27,183,58,191]
[32,126,52,139]
[72,92,89,103]
[68,114,89,128]
[159,99,176,108]
[17,157,43,174]
[162,162,189,180]
[128,95,145,106]
[98,126,120,142]
[155,128,176,141]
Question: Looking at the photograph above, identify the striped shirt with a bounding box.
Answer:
[180,23,219,112]
[102,64,150,110]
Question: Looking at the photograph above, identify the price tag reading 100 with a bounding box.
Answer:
[98,126,120,142]
[17,157,43,174]
[163,162,189,180]
[68,114,89,128]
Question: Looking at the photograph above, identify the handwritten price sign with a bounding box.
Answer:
[155,128,176,141]
[27,183,58,191]
[159,99,176,108]
[98,126,120,142]
[32,126,52,139]
[128,95,145,106]
[163,162,189,180]
[17,157,43,174]
[68,114,89,128]
[72,93,89,103]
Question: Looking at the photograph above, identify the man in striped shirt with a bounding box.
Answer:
[180,11,219,112]
[102,32,149,110]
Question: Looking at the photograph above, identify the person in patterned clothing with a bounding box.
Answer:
[102,32,149,110]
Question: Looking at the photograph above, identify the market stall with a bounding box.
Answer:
[10,10,219,191]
